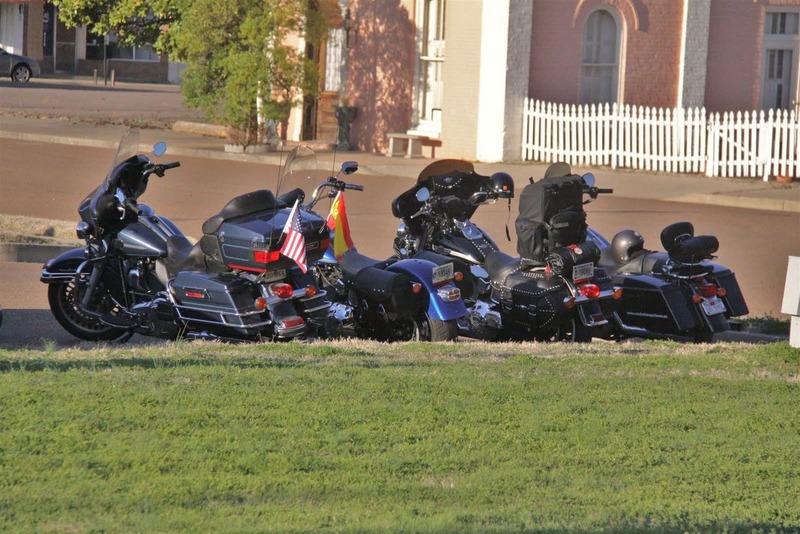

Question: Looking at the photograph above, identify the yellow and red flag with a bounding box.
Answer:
[326,191,355,258]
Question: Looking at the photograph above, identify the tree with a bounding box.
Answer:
[52,0,328,147]
[173,0,323,146]
[51,0,181,52]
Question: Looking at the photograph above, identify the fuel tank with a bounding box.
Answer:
[117,206,184,257]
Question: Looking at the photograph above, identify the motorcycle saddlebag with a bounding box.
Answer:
[352,266,419,315]
[492,266,571,332]
[613,273,700,334]
[708,265,749,317]
[515,175,587,265]
[169,271,265,334]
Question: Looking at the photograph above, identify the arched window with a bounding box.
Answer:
[581,9,619,104]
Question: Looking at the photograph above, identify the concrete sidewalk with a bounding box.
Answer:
[2,113,799,213]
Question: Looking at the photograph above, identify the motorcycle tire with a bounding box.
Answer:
[418,314,459,342]
[48,281,129,341]
[692,310,729,343]
[538,317,592,343]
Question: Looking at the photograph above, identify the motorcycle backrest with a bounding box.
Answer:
[660,221,695,251]
[202,189,283,235]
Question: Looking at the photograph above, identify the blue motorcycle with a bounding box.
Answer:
[280,147,466,341]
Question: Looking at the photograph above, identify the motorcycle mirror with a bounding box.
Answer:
[582,173,596,188]
[416,187,431,202]
[152,142,167,157]
[340,161,359,175]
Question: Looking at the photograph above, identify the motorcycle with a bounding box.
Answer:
[589,222,749,342]
[539,161,749,342]
[281,147,467,341]
[40,129,335,343]
[391,159,621,342]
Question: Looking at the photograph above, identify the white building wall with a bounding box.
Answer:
[442,0,532,162]
[475,0,510,162]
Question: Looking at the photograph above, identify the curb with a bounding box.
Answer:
[0,243,76,264]
[673,193,800,213]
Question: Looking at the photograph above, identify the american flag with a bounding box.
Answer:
[280,199,307,273]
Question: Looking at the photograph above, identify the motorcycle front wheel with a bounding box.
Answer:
[48,281,129,341]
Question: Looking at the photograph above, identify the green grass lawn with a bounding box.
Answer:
[1,340,798,533]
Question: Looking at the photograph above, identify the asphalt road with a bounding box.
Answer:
[0,77,205,124]
[0,139,796,348]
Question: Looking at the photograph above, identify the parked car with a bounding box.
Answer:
[0,47,41,83]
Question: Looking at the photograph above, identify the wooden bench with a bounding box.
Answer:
[386,132,427,158]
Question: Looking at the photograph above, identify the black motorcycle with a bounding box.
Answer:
[391,159,620,341]
[281,148,467,342]
[535,160,749,342]
[589,222,749,342]
[40,129,334,343]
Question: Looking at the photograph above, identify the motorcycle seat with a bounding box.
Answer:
[611,251,669,276]
[339,250,395,279]
[484,251,522,282]
[165,235,210,278]
[202,189,285,235]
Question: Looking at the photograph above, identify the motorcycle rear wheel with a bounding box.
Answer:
[394,313,458,342]
[538,317,592,343]
[48,281,129,341]
[423,315,459,342]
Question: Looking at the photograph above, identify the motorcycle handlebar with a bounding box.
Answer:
[344,183,364,191]
[595,187,614,194]
[123,197,142,216]
[145,161,181,178]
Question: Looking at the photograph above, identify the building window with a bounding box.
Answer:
[114,44,159,62]
[324,28,344,92]
[763,11,800,111]
[409,0,445,137]
[581,9,619,105]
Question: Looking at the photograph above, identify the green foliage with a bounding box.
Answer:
[1,340,798,532]
[742,315,791,335]
[51,0,181,52]
[172,0,322,145]
[51,0,325,146]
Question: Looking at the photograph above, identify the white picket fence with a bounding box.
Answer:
[521,99,800,180]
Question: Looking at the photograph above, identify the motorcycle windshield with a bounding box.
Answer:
[276,145,326,210]
[416,159,475,185]
[101,128,140,194]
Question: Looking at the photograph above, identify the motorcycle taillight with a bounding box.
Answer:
[269,283,294,299]
[578,283,600,299]
[253,249,282,264]
[698,283,718,298]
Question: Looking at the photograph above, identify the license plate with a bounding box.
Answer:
[432,262,454,285]
[701,296,727,316]
[264,269,287,283]
[572,262,594,281]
